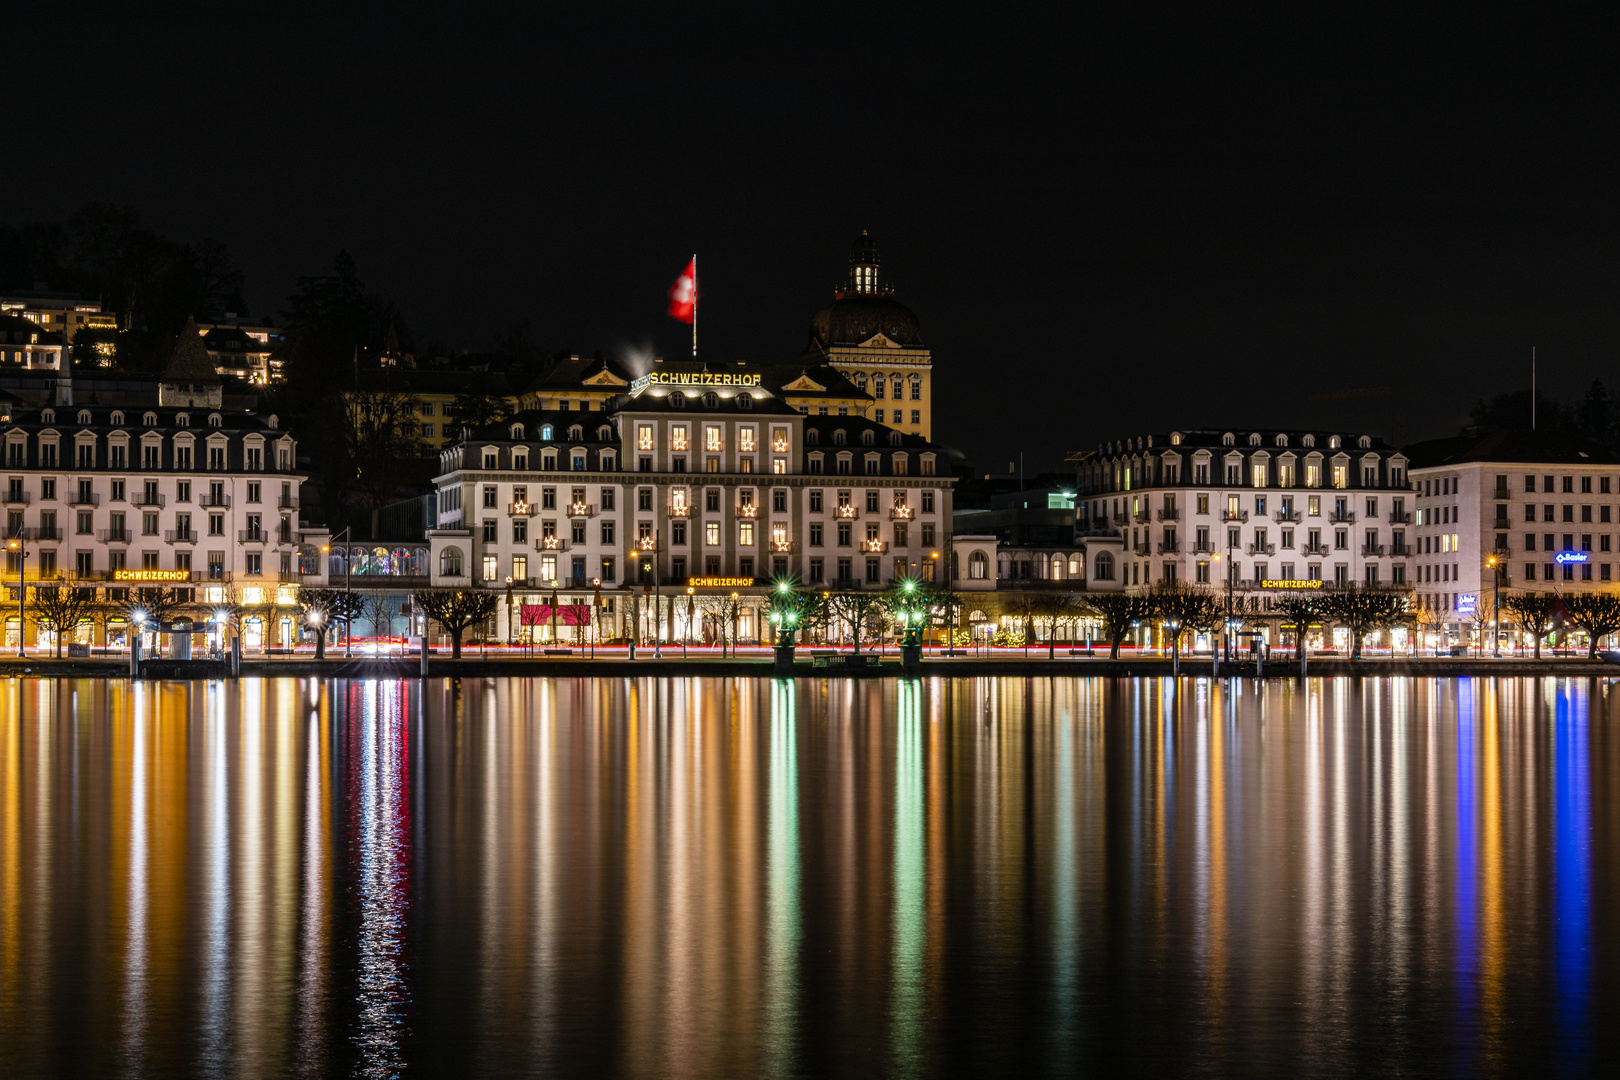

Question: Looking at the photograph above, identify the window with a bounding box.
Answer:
[482,555,499,581]
[483,486,498,508]
[601,520,615,544]
[1092,552,1113,580]
[706,521,720,546]
[441,547,464,576]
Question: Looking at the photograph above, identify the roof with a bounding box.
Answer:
[1096,429,1402,456]
[162,320,223,384]
[803,413,942,451]
[460,409,618,444]
[1404,430,1620,469]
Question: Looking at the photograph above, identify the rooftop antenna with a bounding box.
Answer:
[1533,346,1537,430]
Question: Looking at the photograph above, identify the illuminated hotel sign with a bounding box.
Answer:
[1260,579,1324,590]
[113,570,191,582]
[629,371,763,395]
[1555,550,1590,564]
[686,577,755,588]
[1457,594,1477,615]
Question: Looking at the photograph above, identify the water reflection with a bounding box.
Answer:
[0,675,1615,1077]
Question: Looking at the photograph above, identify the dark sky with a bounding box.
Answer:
[4,7,1616,472]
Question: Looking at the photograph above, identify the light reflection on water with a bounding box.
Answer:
[0,675,1615,1077]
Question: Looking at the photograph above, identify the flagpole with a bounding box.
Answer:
[692,253,698,358]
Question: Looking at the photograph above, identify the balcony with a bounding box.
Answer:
[1302,542,1333,556]
[890,507,914,520]
[1133,510,1151,524]
[569,502,597,517]
[200,493,232,508]
[1157,508,1180,522]
[1,491,29,505]
[1328,510,1356,524]
[238,529,268,544]
[534,536,570,552]
[1246,543,1276,556]
[166,529,197,544]
[737,504,759,518]
[1133,543,1151,556]
[1192,540,1216,554]
[1388,509,1411,524]
[1158,541,1180,554]
[666,503,691,517]
[134,493,166,508]
[67,492,100,507]
[1361,544,1387,557]
[1222,510,1249,523]
[861,539,889,554]
[13,527,62,541]
[508,501,535,516]
[1275,509,1302,523]
[99,528,132,543]
[1390,543,1411,557]
[1112,513,1130,526]
[769,539,800,553]
[277,496,298,510]
[835,505,859,519]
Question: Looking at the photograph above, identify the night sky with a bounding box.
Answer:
[4,8,1615,472]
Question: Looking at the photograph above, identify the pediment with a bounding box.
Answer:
[781,374,827,392]
[858,333,898,348]
[583,370,628,386]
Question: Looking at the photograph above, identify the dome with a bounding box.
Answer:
[809,295,923,349]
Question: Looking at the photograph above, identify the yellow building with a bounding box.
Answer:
[802,232,935,439]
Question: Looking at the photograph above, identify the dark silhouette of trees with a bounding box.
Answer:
[299,588,366,660]
[412,589,498,659]
[1317,586,1411,659]
[1500,592,1559,659]
[1558,591,1620,658]
[1080,591,1158,660]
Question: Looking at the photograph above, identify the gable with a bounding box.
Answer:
[781,373,828,392]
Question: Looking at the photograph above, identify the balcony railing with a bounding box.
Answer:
[166,529,197,544]
[1361,543,1387,557]
[1301,542,1333,556]
[1,491,29,505]
[277,496,298,509]
[99,528,132,543]
[135,493,166,508]
[534,536,570,551]
[12,527,62,541]
[769,539,800,553]
[1134,510,1151,523]
[862,539,889,554]
[737,504,759,518]
[1112,513,1130,526]
[1192,541,1215,553]
[569,502,597,517]
[1246,543,1276,556]
[508,501,534,516]
[890,507,914,520]
[1157,508,1180,522]
[1328,510,1356,524]
[666,503,691,517]
[238,529,268,544]
[1390,544,1411,557]
[1133,543,1151,556]
[201,493,232,508]
[67,492,100,507]
[1222,510,1249,523]
[1388,509,1411,524]
[835,505,859,519]
[1275,509,1302,523]
[1158,541,1180,554]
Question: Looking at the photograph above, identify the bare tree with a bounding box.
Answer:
[1317,586,1411,659]
[1558,591,1620,658]
[1152,582,1223,672]
[300,587,366,660]
[29,585,98,657]
[1079,592,1158,660]
[412,589,498,659]
[824,589,890,653]
[1500,592,1559,659]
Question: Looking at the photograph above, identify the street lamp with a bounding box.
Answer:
[321,526,353,657]
[1486,553,1501,658]
[591,576,601,659]
[685,584,694,658]
[7,536,27,658]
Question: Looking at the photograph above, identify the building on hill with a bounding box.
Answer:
[195,315,282,384]
[0,288,116,366]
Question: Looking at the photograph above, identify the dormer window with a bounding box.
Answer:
[510,423,525,440]
[1275,434,1288,446]
[40,409,54,423]
[736,393,753,410]
[176,413,189,427]
[889,431,902,446]
[702,392,719,409]
[669,391,686,408]
[1329,435,1341,449]
[540,424,553,440]
[833,429,847,446]
[77,410,91,425]
[209,413,223,427]
[806,429,820,445]
[110,411,124,425]
[1358,435,1372,449]
[1248,432,1262,446]
[598,425,613,440]
[861,430,875,446]
[1222,432,1235,446]
[568,425,583,440]
[1302,434,1315,447]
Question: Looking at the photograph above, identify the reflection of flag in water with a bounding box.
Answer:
[521,604,592,626]
[667,258,697,323]
[1550,597,1572,632]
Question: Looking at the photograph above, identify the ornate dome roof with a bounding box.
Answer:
[809,295,923,349]
[807,232,923,348]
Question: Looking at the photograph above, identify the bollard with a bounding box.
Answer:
[1256,643,1264,678]
[130,636,141,679]
[420,636,430,678]
[231,634,242,677]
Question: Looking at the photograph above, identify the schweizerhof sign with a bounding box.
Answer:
[629,371,763,396]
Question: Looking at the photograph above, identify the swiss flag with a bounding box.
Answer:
[667,258,696,323]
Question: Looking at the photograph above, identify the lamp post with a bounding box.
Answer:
[549,578,560,648]
[685,585,694,658]
[1487,553,1501,658]
[730,590,739,658]
[636,528,661,659]
[322,526,353,657]
[591,577,601,659]
[8,536,27,657]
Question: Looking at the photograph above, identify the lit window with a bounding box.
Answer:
[705,425,723,451]
[638,425,654,451]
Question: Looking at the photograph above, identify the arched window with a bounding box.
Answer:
[175,413,189,427]
[806,429,820,445]
[969,551,989,579]
[669,391,686,408]
[736,393,752,410]
[510,424,525,439]
[861,430,875,446]
[440,547,465,576]
[1358,435,1372,449]
[1069,554,1083,577]
[833,429,847,445]
[40,409,54,423]
[110,411,124,426]
[1248,432,1262,446]
[889,431,902,445]
[540,424,553,440]
[702,392,719,409]
[1221,432,1235,446]
[77,410,91,424]
[209,413,223,427]
[143,412,157,426]
[1093,552,1115,580]
[568,425,583,440]
[598,426,613,440]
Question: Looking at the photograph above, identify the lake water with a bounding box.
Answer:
[0,675,1614,1078]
